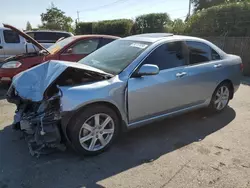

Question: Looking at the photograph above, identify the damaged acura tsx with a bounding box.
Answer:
[7,33,242,156]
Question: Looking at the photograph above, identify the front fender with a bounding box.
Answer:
[59,76,128,122]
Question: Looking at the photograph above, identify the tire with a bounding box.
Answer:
[208,82,231,113]
[68,105,120,156]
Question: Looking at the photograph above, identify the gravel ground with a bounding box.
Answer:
[0,82,250,188]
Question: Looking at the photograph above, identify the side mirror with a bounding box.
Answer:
[136,64,159,77]
[65,48,73,54]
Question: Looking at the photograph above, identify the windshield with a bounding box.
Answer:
[78,40,152,75]
[47,37,75,54]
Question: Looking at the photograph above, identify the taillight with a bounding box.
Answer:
[240,63,244,72]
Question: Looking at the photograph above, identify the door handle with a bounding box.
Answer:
[0,46,3,49]
[214,64,222,68]
[176,72,187,78]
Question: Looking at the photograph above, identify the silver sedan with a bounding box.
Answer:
[8,33,243,156]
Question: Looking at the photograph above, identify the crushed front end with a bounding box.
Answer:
[6,61,113,156]
[7,86,65,156]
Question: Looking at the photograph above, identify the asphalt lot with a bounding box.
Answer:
[0,81,250,188]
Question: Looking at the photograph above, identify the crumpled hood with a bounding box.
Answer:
[11,60,110,102]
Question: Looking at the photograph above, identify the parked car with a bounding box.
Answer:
[0,25,38,62]
[0,24,119,83]
[26,30,74,49]
[7,33,243,156]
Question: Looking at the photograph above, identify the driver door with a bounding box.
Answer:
[127,41,190,124]
[59,38,100,62]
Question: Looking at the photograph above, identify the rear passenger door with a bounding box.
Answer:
[183,41,224,104]
[59,38,100,62]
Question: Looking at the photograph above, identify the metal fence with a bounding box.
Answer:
[204,37,250,76]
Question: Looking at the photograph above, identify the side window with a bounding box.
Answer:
[143,41,187,70]
[211,49,221,60]
[186,41,211,65]
[3,30,20,43]
[71,39,99,54]
[99,38,116,47]
[56,33,71,39]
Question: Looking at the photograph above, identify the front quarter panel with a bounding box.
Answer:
[59,75,128,123]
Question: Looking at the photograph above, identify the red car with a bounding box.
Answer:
[0,24,119,83]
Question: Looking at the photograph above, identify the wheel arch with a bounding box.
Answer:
[64,101,127,142]
[216,79,234,99]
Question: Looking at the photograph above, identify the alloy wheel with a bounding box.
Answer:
[214,86,230,110]
[78,113,115,151]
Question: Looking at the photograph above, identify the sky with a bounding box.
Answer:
[0,0,190,29]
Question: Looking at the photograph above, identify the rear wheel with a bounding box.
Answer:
[209,83,231,112]
[68,105,120,156]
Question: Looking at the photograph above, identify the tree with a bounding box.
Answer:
[39,3,73,31]
[26,21,32,30]
[93,19,133,37]
[192,0,225,12]
[186,2,250,36]
[134,13,172,33]
[192,0,250,12]
[171,19,186,34]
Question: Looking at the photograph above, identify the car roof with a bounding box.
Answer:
[25,30,72,34]
[123,33,173,43]
[71,35,120,39]
[122,33,208,43]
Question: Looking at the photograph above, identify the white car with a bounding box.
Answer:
[26,30,74,48]
[0,24,73,62]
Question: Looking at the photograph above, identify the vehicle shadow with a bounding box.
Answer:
[241,76,250,86]
[0,107,236,188]
[0,84,8,100]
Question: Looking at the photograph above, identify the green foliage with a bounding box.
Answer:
[75,22,94,34]
[192,0,225,12]
[39,3,73,31]
[171,19,186,34]
[134,13,172,33]
[26,21,32,30]
[76,19,133,37]
[186,2,250,36]
[94,19,133,36]
[192,0,250,12]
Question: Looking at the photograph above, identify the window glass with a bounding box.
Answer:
[211,49,221,60]
[47,37,75,54]
[186,41,211,64]
[26,32,72,43]
[78,40,151,74]
[3,30,20,43]
[143,41,187,70]
[71,39,99,54]
[99,38,116,47]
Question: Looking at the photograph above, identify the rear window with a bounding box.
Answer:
[3,30,20,43]
[26,32,72,43]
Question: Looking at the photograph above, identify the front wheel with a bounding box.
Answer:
[209,83,231,112]
[68,105,120,156]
